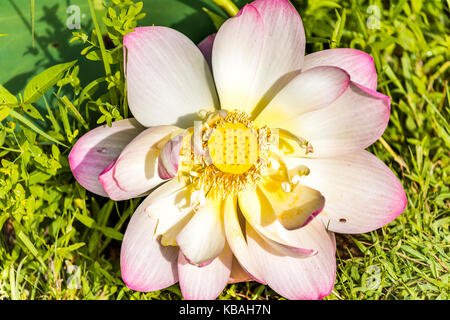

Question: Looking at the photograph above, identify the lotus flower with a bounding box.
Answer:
[69,0,407,300]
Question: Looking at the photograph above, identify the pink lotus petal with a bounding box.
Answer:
[121,193,179,292]
[124,26,218,127]
[247,0,306,114]
[213,0,306,114]
[255,66,350,126]
[197,34,215,70]
[246,219,336,300]
[178,245,232,300]
[69,119,144,197]
[100,125,180,200]
[303,48,377,90]
[286,150,407,234]
[212,4,264,113]
[98,160,147,201]
[282,82,390,157]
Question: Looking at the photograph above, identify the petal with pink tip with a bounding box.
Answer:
[69,119,144,197]
[303,48,378,90]
[176,196,225,265]
[246,218,336,300]
[212,4,264,112]
[178,245,232,300]
[98,160,148,201]
[282,82,391,157]
[124,27,218,127]
[198,34,215,70]
[238,189,317,258]
[246,0,306,115]
[100,125,182,201]
[213,0,305,114]
[255,66,350,127]
[120,193,179,292]
[257,180,325,230]
[285,150,407,234]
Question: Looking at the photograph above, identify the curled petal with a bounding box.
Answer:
[303,48,377,90]
[258,179,325,230]
[238,189,316,258]
[98,160,148,201]
[99,125,181,201]
[158,133,184,180]
[69,119,144,196]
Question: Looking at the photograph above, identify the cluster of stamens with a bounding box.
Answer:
[177,110,276,199]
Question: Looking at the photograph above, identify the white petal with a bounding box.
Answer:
[255,66,350,127]
[212,4,264,112]
[247,0,306,115]
[281,82,390,157]
[246,219,336,300]
[176,196,225,265]
[120,194,179,292]
[144,178,194,246]
[124,27,218,127]
[213,0,306,115]
[285,150,407,234]
[223,196,266,284]
[178,245,232,300]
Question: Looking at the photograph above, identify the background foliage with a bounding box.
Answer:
[0,0,448,300]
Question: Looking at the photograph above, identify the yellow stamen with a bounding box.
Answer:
[178,110,273,198]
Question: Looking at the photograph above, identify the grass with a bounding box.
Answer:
[0,0,449,300]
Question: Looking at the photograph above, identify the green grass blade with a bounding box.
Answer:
[9,109,68,147]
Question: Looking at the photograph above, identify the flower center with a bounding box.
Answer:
[178,110,276,198]
[208,121,257,174]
